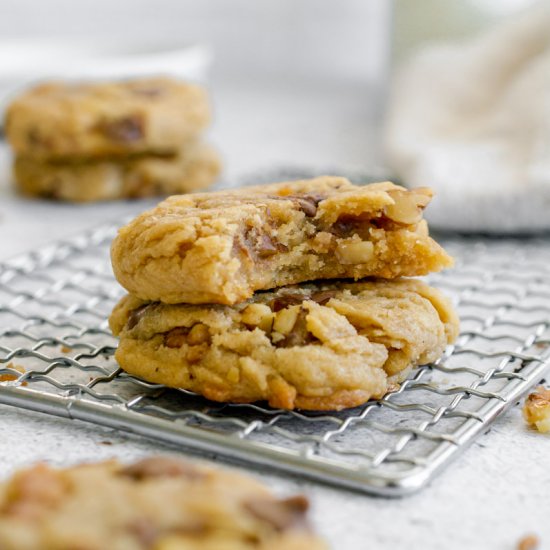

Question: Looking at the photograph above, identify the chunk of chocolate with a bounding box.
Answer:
[242,225,286,260]
[289,193,325,217]
[270,293,305,312]
[127,304,151,330]
[309,290,337,305]
[97,115,144,143]
[119,457,204,481]
[257,234,279,257]
[331,213,370,237]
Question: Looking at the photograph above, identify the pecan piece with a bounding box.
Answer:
[164,327,189,348]
[517,535,540,550]
[187,324,211,345]
[523,386,550,433]
[273,306,301,335]
[186,346,205,364]
[241,304,274,331]
[336,240,374,264]
[384,191,422,225]
[275,309,317,348]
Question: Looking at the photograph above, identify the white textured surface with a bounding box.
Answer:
[0,81,549,550]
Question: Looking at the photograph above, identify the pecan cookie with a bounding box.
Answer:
[0,456,326,549]
[13,143,221,202]
[109,279,459,411]
[111,177,453,305]
[4,78,210,159]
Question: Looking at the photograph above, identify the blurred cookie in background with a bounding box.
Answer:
[0,456,327,549]
[4,77,221,201]
[14,142,221,202]
[5,78,211,159]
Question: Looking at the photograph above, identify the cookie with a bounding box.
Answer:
[13,143,221,202]
[0,456,326,549]
[109,279,459,411]
[4,78,210,159]
[111,177,453,305]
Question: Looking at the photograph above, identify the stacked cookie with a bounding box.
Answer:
[4,78,221,201]
[110,176,459,411]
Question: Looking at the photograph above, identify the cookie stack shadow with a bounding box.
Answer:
[109,176,459,411]
[4,77,221,201]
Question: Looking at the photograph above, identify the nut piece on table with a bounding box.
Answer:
[517,534,540,550]
[523,386,550,433]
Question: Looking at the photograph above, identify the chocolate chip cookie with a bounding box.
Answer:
[111,177,453,305]
[4,78,210,159]
[0,456,326,549]
[109,279,459,411]
[13,143,221,202]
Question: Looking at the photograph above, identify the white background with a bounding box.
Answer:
[0,0,391,84]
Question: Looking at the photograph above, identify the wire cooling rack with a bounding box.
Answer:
[0,224,549,497]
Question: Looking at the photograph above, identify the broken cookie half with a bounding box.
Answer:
[111,177,453,305]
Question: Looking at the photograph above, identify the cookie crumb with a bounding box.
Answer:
[0,363,26,383]
[523,386,550,433]
[518,534,539,550]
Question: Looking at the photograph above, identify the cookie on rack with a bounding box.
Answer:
[4,78,210,159]
[0,456,327,549]
[109,278,459,411]
[111,177,453,305]
[13,142,221,202]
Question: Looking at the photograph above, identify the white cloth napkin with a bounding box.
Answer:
[384,5,550,233]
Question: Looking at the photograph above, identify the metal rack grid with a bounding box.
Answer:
[0,223,549,497]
